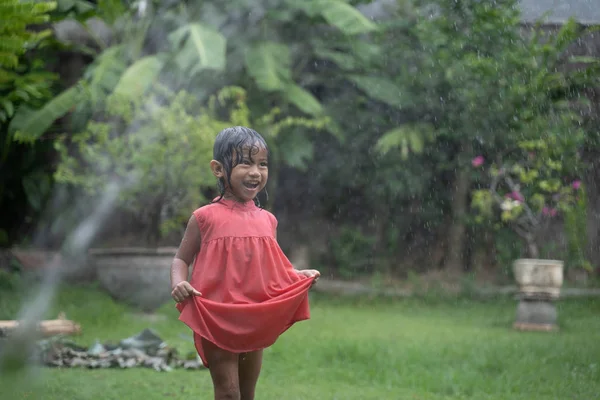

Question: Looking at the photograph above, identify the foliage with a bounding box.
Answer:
[371,2,596,176]
[0,254,21,291]
[329,225,377,278]
[0,0,57,124]
[317,0,537,269]
[471,137,583,259]
[54,85,327,244]
[7,5,225,142]
[3,0,600,275]
[370,0,527,157]
[375,123,435,160]
[7,1,365,240]
[464,12,596,260]
[13,0,377,141]
[54,86,245,243]
[564,187,592,272]
[0,0,59,246]
[356,1,599,181]
[492,227,523,278]
[355,0,598,269]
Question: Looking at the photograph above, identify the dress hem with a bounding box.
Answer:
[179,313,310,368]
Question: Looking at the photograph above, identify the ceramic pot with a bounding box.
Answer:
[10,248,95,283]
[513,258,564,299]
[91,247,177,311]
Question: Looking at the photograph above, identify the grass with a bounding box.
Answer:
[1,282,599,400]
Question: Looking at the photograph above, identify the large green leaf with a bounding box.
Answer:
[111,56,164,100]
[283,83,323,115]
[349,40,383,64]
[168,23,226,74]
[287,0,377,35]
[9,84,84,142]
[84,46,127,106]
[1,99,14,120]
[375,123,435,159]
[349,75,409,108]
[319,0,377,35]
[245,42,291,91]
[278,131,314,171]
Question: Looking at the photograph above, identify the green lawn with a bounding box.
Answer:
[1,284,599,400]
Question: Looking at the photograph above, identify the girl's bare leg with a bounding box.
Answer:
[202,338,241,400]
[238,350,263,400]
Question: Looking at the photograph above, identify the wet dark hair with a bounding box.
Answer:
[212,126,269,205]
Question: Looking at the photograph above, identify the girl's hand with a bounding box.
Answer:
[296,269,321,284]
[171,281,202,303]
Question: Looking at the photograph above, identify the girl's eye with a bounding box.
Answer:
[242,159,251,165]
[261,162,268,167]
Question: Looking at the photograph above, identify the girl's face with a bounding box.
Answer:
[211,145,269,203]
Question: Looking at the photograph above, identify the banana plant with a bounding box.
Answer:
[10,1,228,142]
[9,0,382,142]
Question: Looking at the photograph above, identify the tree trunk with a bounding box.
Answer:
[443,166,471,272]
[526,236,539,259]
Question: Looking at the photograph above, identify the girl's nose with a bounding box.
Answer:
[248,165,260,176]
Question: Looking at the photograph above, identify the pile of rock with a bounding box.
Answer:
[35,328,204,372]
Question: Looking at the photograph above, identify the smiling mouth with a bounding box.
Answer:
[243,182,260,190]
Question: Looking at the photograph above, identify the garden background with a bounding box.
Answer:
[1,0,600,399]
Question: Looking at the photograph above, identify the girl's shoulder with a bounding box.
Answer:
[191,201,220,222]
[262,208,278,228]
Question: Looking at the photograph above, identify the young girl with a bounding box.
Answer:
[170,126,320,400]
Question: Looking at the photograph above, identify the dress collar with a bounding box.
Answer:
[213,196,257,211]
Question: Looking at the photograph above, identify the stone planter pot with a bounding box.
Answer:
[513,258,564,331]
[91,247,177,312]
[513,258,564,299]
[10,248,96,283]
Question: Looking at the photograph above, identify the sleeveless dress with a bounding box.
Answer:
[176,197,314,367]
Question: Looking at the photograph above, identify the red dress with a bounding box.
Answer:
[176,197,314,367]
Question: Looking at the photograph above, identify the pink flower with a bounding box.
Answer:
[542,206,550,216]
[550,208,558,217]
[572,180,581,190]
[507,191,524,202]
[543,207,558,217]
[472,156,484,167]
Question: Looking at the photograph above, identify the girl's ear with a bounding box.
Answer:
[210,160,224,178]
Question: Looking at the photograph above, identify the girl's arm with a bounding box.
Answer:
[170,215,202,301]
